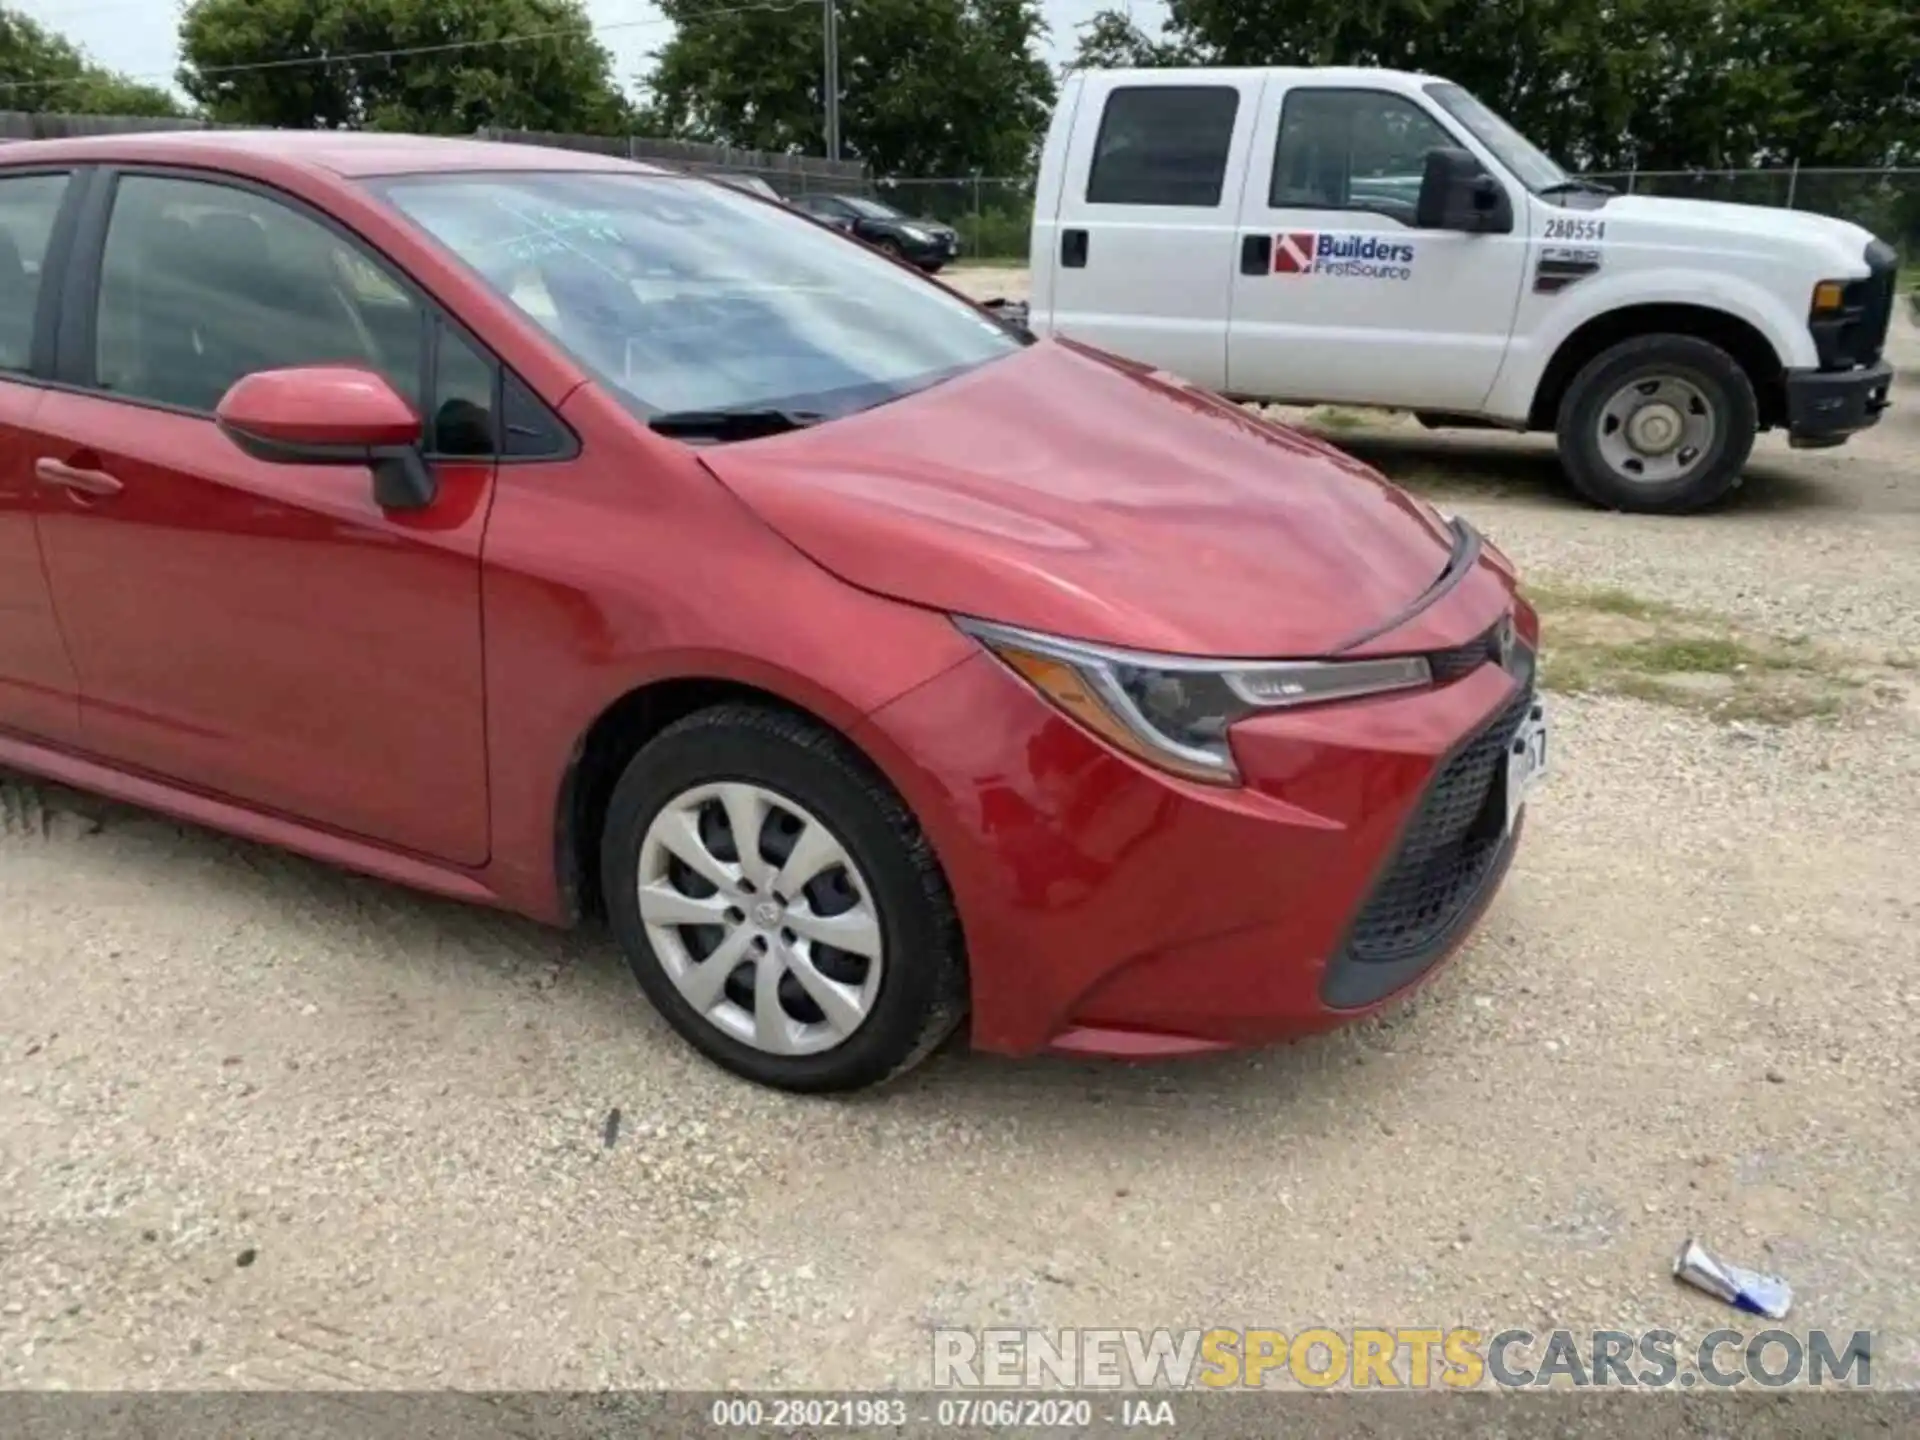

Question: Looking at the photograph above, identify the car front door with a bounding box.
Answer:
[1226,84,1529,409]
[0,169,81,743]
[27,169,497,864]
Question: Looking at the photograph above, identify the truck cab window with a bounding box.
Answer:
[1271,90,1455,223]
[1087,87,1240,208]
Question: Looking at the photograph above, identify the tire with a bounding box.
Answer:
[601,703,966,1093]
[1554,333,1757,514]
[877,237,906,262]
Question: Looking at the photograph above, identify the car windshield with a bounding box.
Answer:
[374,171,1018,421]
[1424,83,1570,193]
[841,196,904,221]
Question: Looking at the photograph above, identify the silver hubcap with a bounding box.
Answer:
[637,782,883,1057]
[1597,374,1715,484]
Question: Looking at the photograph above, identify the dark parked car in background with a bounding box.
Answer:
[789,193,959,272]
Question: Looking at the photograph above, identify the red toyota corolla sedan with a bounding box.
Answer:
[0,133,1547,1091]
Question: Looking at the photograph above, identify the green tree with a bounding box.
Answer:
[0,7,186,115]
[641,0,1057,177]
[177,0,630,133]
[1071,0,1919,170]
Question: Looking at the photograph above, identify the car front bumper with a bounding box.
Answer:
[854,633,1538,1059]
[898,233,958,265]
[1785,361,1893,446]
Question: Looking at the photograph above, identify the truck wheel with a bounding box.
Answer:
[1555,334,1757,513]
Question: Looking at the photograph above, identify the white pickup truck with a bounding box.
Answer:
[1024,66,1898,513]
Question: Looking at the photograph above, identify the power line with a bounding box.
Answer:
[0,0,815,99]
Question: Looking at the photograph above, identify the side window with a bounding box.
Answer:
[430,321,497,457]
[1271,90,1456,222]
[95,174,425,413]
[0,173,69,373]
[1086,87,1240,208]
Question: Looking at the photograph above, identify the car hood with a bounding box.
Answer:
[699,341,1458,658]
[1595,195,1877,270]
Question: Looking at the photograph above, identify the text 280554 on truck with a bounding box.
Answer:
[1026,67,1897,514]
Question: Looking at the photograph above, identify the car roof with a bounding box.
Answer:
[0,128,671,180]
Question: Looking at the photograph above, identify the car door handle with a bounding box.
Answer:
[1061,228,1089,268]
[1240,233,1273,274]
[34,458,123,497]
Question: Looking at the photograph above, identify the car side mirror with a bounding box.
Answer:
[215,365,435,511]
[1416,147,1513,234]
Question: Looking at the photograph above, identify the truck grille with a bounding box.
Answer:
[1818,239,1897,369]
[1346,683,1532,965]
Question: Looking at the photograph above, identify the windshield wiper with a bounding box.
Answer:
[646,407,825,441]
[1537,178,1616,197]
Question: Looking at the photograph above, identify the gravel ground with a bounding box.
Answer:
[3,274,1917,1394]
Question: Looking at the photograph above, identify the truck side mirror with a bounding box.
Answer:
[1416,148,1513,234]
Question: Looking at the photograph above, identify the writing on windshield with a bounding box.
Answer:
[377,172,1016,421]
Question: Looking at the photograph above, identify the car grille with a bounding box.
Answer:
[1346,682,1533,965]
[1427,625,1503,683]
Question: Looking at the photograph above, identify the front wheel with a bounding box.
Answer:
[601,704,966,1093]
[1555,334,1757,513]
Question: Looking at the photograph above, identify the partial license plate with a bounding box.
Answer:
[1506,701,1550,832]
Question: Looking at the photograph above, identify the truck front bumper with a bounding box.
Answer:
[1785,361,1893,447]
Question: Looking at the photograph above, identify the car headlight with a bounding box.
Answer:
[956,618,1432,785]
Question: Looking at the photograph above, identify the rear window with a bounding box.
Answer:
[1086,86,1240,208]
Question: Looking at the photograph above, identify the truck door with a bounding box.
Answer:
[1226,80,1530,410]
[1042,72,1263,392]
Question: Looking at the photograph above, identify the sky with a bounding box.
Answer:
[15,0,1171,103]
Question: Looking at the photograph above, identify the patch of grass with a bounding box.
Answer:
[1525,578,1872,726]
[1606,635,1784,675]
[1522,582,1683,623]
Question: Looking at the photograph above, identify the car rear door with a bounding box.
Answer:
[0,167,82,744]
[1226,80,1529,408]
[1043,71,1264,391]
[26,167,498,864]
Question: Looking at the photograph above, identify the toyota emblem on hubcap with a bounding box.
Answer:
[752,900,782,928]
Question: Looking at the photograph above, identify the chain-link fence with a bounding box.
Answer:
[866,168,1920,266]
[870,176,1037,261]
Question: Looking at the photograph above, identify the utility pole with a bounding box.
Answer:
[822,0,842,161]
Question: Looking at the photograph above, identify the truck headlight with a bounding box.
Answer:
[957,618,1431,785]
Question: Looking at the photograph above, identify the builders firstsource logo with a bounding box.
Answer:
[1274,232,1416,280]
